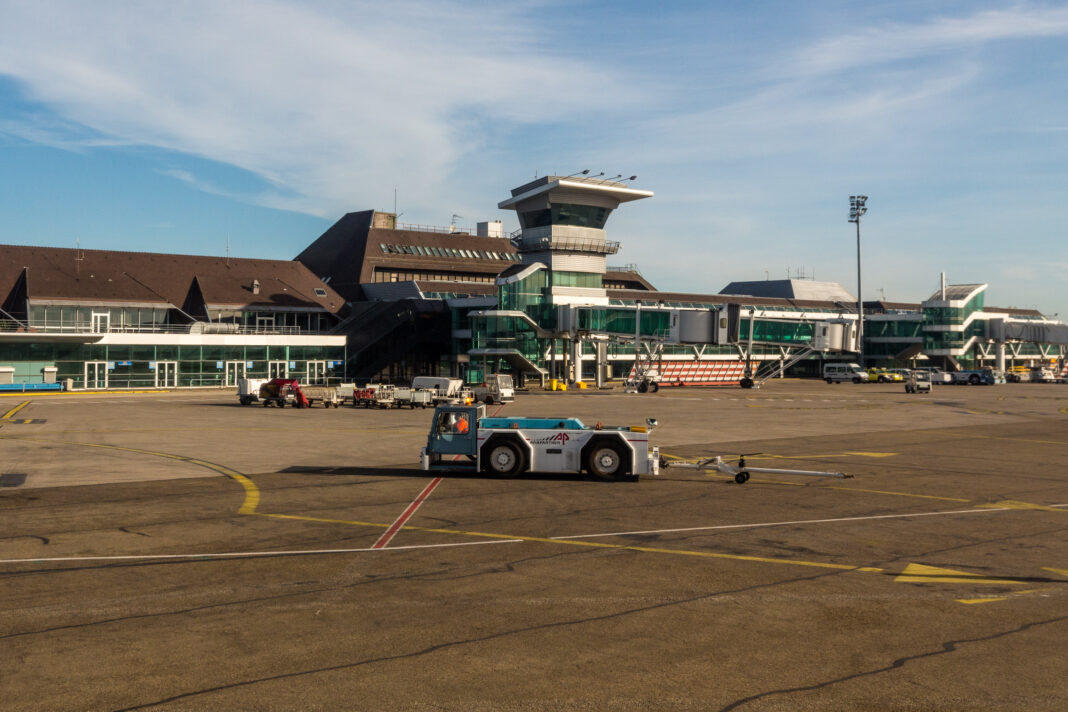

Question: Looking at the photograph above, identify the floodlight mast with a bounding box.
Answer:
[848,195,868,365]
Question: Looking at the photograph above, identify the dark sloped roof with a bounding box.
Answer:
[0,244,344,314]
[296,210,521,301]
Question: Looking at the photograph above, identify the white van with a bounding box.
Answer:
[823,362,866,384]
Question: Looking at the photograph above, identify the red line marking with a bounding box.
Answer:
[372,477,442,549]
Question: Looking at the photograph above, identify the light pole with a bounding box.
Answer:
[848,195,868,365]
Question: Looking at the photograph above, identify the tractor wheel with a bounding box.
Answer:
[637,381,648,393]
[969,374,980,385]
[484,441,523,476]
[650,382,659,393]
[586,442,625,480]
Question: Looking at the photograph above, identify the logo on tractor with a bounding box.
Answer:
[552,432,570,443]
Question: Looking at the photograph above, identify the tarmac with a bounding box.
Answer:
[1,380,1066,710]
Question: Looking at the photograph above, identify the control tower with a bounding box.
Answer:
[498,175,653,305]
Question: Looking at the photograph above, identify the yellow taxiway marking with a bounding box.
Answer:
[895,563,1028,586]
[976,500,1064,513]
[957,589,1049,605]
[941,431,1068,447]
[1042,567,1068,579]
[1060,407,1068,416]
[2,401,31,420]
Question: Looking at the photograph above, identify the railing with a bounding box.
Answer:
[397,222,470,235]
[513,235,621,254]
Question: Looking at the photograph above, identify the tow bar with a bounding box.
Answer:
[663,454,851,484]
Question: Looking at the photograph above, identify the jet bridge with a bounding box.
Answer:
[986,318,1068,373]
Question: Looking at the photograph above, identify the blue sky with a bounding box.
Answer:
[1,1,1066,317]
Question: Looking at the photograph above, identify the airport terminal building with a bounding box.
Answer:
[2,176,1065,390]
[0,246,347,390]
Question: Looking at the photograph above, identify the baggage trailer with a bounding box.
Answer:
[421,404,659,480]
[300,384,342,408]
[394,387,434,409]
[237,378,268,405]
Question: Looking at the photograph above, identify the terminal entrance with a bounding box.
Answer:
[84,361,108,389]
[307,360,327,383]
[154,361,178,388]
[224,361,246,387]
[268,361,288,379]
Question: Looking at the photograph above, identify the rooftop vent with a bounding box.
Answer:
[314,288,328,297]
[252,279,261,295]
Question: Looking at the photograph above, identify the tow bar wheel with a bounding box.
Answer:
[587,443,625,480]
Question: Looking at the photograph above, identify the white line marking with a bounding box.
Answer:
[551,507,1014,540]
[0,538,522,565]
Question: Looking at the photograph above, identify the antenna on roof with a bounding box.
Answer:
[75,238,83,276]
[226,235,230,267]
[450,214,463,234]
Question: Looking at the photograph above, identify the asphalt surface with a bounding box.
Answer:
[1,381,1066,711]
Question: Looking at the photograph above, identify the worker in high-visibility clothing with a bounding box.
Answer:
[453,414,470,434]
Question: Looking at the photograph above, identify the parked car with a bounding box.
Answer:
[823,362,867,383]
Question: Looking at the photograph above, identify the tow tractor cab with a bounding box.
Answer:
[421,405,660,480]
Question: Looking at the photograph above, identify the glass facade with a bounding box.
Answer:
[551,271,603,289]
[0,342,346,388]
[520,203,611,230]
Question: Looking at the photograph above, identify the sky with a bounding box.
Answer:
[1,0,1066,317]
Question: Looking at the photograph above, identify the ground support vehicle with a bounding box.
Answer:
[952,368,1000,385]
[663,454,850,485]
[420,404,660,480]
[823,362,866,384]
[624,369,661,393]
[259,379,310,408]
[393,387,434,409]
[871,369,903,383]
[237,378,267,405]
[300,385,342,408]
[471,374,515,405]
[1030,367,1058,383]
[905,370,931,394]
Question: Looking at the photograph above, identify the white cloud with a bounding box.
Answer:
[0,0,642,217]
[789,5,1068,78]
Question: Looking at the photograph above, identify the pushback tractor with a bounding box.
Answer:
[421,405,660,480]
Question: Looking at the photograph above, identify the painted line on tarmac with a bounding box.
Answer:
[372,477,443,549]
[2,401,31,420]
[549,507,1015,541]
[0,538,523,565]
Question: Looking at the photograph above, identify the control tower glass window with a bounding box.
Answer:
[520,203,610,229]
